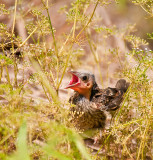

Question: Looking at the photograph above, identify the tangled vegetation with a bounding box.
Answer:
[0,0,153,159]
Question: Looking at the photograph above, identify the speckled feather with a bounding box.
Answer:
[92,79,130,111]
[69,94,107,131]
[69,79,129,131]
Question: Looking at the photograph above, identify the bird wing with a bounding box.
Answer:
[92,87,124,111]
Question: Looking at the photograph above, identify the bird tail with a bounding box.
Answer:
[115,79,130,93]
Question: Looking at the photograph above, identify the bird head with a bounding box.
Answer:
[65,71,96,99]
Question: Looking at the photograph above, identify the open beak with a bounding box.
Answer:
[65,71,93,99]
[65,71,81,89]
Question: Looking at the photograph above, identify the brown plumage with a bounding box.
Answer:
[91,79,130,111]
[65,71,129,131]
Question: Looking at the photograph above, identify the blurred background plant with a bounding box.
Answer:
[0,0,153,159]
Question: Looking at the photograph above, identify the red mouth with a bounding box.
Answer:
[65,73,80,89]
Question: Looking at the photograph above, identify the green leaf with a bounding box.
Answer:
[7,122,30,160]
[67,130,91,160]
[44,144,72,160]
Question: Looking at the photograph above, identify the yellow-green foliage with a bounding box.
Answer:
[0,0,153,160]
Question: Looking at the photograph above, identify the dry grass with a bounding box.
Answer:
[0,0,153,159]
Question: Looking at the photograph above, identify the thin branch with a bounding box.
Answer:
[30,58,59,105]
[57,0,100,90]
[140,5,153,17]
[72,0,79,38]
[86,32,104,87]
[75,0,100,40]
[12,0,18,87]
[12,0,17,36]
[41,0,59,91]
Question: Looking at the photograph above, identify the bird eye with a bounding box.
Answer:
[82,76,87,81]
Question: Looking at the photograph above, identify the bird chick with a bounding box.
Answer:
[65,71,129,131]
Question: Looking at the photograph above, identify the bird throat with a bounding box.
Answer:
[77,88,92,100]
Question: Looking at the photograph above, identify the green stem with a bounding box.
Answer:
[11,0,18,87]
[12,0,17,35]
[55,29,73,91]
[94,133,111,159]
[48,64,56,88]
[0,65,3,83]
[5,65,13,90]
[14,58,18,87]
[72,0,79,38]
[41,0,59,92]
[57,48,72,90]
[30,58,59,104]
[75,0,100,40]
[140,5,153,17]
[41,82,52,103]
[137,118,150,160]
[57,0,100,90]
[86,33,104,87]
